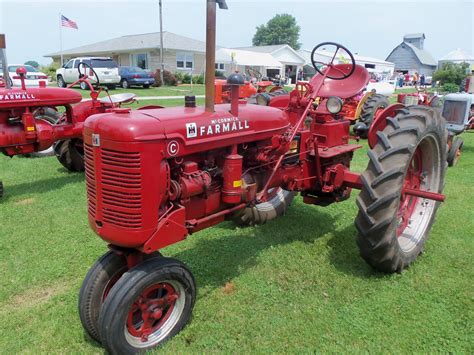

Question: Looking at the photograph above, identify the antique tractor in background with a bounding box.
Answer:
[214,67,285,104]
[441,93,474,166]
[251,61,391,138]
[77,1,448,353]
[0,35,135,197]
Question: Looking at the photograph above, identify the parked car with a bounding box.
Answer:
[119,66,155,88]
[7,64,49,87]
[56,57,120,90]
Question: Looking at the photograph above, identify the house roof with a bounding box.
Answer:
[234,44,288,53]
[45,31,206,57]
[403,42,437,66]
[216,48,282,68]
[440,48,474,62]
[233,44,306,64]
[403,33,425,40]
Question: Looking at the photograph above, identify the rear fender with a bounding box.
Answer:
[367,103,405,149]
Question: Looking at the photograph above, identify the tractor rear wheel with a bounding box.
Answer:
[359,94,390,138]
[79,250,162,343]
[98,257,196,353]
[355,106,446,273]
[447,137,463,167]
[233,188,295,226]
[54,139,85,172]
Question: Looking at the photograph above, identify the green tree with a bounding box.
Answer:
[24,60,39,68]
[432,62,469,85]
[252,14,301,50]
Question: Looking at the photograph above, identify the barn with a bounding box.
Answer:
[386,33,437,76]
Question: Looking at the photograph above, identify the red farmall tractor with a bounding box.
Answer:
[0,36,135,197]
[77,2,448,353]
[215,67,285,104]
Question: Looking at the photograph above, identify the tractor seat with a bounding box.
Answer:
[309,64,370,99]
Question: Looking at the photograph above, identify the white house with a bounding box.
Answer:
[234,44,306,83]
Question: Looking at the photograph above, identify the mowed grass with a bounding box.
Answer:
[71,84,206,98]
[0,104,473,353]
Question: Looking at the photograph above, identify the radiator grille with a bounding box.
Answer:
[84,143,96,217]
[100,148,142,229]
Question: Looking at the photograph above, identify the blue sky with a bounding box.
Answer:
[0,0,472,65]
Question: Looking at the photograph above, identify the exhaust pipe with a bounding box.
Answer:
[0,34,11,89]
[205,0,228,112]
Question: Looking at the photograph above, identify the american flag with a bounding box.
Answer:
[61,15,78,29]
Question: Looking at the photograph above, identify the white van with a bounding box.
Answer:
[56,57,121,90]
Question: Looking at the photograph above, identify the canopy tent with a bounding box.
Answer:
[298,49,395,76]
[215,48,282,68]
[439,48,474,65]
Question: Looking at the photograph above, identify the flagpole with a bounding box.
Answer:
[159,0,164,85]
[59,13,63,66]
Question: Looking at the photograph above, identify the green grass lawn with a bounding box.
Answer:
[72,84,206,99]
[0,104,473,352]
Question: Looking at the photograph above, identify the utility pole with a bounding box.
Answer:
[159,0,164,85]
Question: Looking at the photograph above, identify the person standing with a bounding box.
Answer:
[420,73,425,86]
[412,72,418,86]
[404,72,410,86]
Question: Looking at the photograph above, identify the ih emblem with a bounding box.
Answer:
[92,134,100,147]
[186,123,197,138]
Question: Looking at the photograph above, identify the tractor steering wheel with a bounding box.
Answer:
[77,62,100,89]
[311,42,356,80]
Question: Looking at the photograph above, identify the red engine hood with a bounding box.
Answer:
[0,87,82,109]
[84,103,290,157]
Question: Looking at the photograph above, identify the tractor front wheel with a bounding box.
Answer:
[359,94,390,138]
[54,139,85,172]
[355,106,446,273]
[233,188,295,226]
[98,257,196,353]
[79,250,162,343]
[447,137,463,167]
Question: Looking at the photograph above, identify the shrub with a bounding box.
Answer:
[174,72,184,83]
[153,70,162,87]
[39,62,60,81]
[433,62,469,86]
[153,70,178,87]
[194,74,205,85]
[215,70,225,78]
[181,73,192,84]
[442,83,460,93]
[164,70,178,86]
[25,60,39,68]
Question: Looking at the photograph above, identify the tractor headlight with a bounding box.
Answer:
[326,96,343,114]
[256,93,271,106]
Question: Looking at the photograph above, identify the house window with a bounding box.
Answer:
[364,64,376,69]
[131,53,149,69]
[215,63,225,70]
[177,53,194,70]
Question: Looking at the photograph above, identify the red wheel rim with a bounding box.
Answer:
[126,282,180,343]
[396,147,423,237]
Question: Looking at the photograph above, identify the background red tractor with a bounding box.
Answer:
[77,1,448,353]
[252,63,391,138]
[0,36,135,197]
